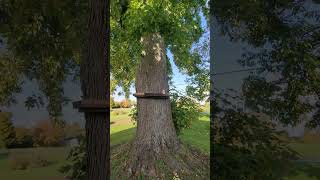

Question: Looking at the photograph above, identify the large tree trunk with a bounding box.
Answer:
[129,33,179,176]
[80,0,110,179]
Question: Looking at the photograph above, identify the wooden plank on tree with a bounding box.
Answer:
[133,93,169,99]
[73,100,109,113]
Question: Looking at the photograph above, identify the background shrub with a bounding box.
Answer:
[59,135,86,180]
[64,122,83,140]
[170,92,201,135]
[32,120,65,147]
[111,101,121,109]
[119,99,131,108]
[13,127,33,148]
[110,97,116,108]
[302,130,320,143]
[0,112,16,148]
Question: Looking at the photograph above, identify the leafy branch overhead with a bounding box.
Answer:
[111,0,209,95]
[212,0,320,128]
[0,0,86,124]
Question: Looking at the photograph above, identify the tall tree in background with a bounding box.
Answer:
[111,0,209,178]
[0,112,16,148]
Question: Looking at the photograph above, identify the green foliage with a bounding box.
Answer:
[0,112,16,148]
[32,120,65,147]
[129,107,138,124]
[59,135,86,180]
[211,90,300,180]
[171,90,201,135]
[0,0,87,124]
[111,102,121,109]
[0,54,22,106]
[13,127,33,148]
[211,1,320,178]
[212,0,320,128]
[110,96,116,108]
[111,0,208,93]
[213,110,299,180]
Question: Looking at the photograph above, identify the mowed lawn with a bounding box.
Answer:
[0,147,69,180]
[285,143,320,179]
[289,143,320,160]
[110,106,210,154]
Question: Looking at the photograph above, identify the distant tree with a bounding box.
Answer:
[14,127,33,148]
[32,120,65,147]
[119,99,131,108]
[110,96,116,108]
[64,122,83,139]
[0,112,16,148]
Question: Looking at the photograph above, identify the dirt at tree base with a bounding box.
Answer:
[111,142,210,180]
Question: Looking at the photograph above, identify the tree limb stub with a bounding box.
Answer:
[72,100,109,113]
[133,93,169,99]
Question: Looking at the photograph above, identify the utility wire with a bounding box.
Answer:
[211,67,265,76]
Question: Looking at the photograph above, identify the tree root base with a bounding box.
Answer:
[111,142,209,180]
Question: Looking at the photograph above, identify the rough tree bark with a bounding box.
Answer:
[80,0,110,179]
[128,33,180,176]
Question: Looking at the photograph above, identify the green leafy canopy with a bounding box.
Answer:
[111,0,208,95]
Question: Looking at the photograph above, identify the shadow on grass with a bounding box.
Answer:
[110,116,210,154]
[180,117,210,154]
[0,151,9,160]
[110,127,136,147]
[287,162,320,179]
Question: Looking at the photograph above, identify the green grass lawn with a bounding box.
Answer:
[285,162,320,180]
[0,147,69,180]
[110,107,210,154]
[180,115,210,154]
[286,143,320,179]
[289,143,320,160]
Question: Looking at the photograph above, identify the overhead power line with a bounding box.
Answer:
[211,67,265,76]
